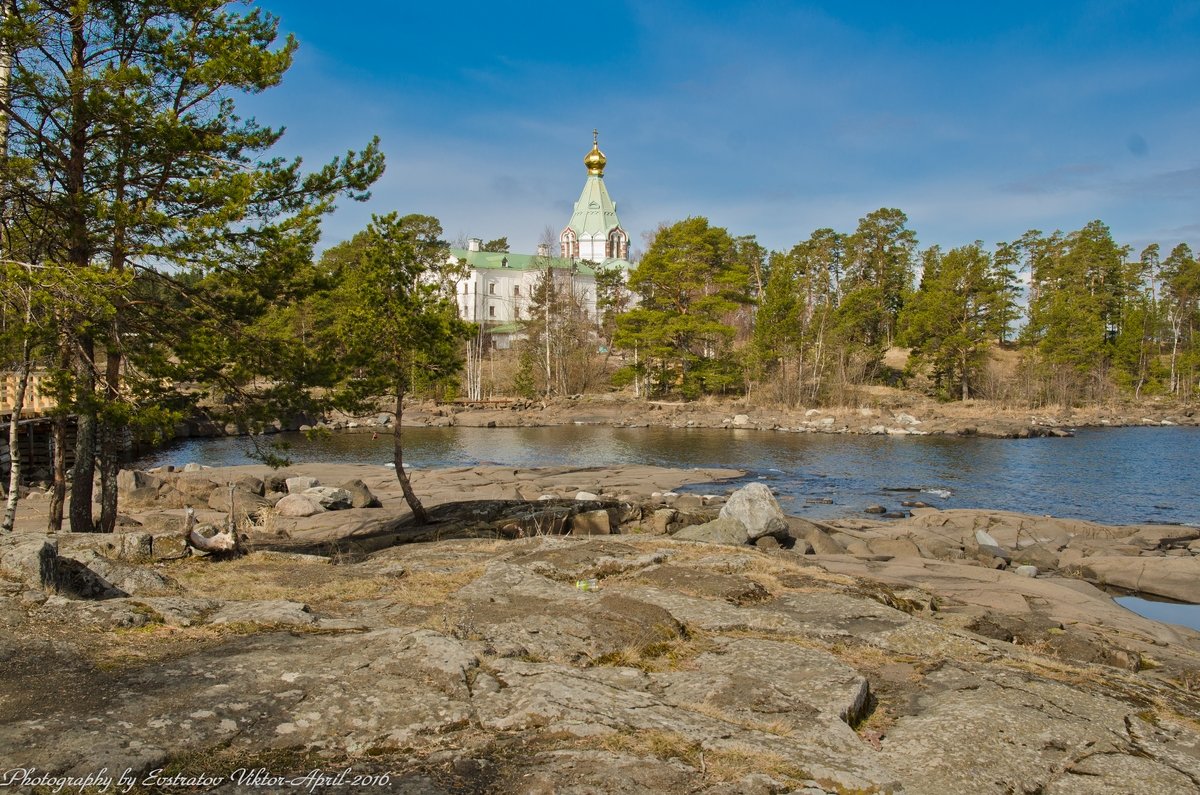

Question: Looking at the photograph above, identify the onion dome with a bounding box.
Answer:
[584,129,607,175]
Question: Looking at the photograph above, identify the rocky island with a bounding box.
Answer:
[1,463,1199,794]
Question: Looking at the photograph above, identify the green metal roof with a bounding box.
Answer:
[565,174,622,238]
[450,248,632,275]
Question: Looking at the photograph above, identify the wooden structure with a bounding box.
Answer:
[1,371,73,484]
[1,370,58,416]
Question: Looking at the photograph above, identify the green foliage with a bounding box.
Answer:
[0,1,383,531]
[319,213,470,406]
[1017,222,1141,402]
[615,217,751,396]
[482,237,510,253]
[517,257,604,396]
[751,228,841,404]
[1161,243,1200,399]
[899,243,1012,400]
[840,208,917,350]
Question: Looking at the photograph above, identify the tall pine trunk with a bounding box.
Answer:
[96,349,122,533]
[69,338,97,533]
[392,393,427,524]
[66,12,96,533]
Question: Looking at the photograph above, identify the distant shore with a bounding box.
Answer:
[171,392,1199,442]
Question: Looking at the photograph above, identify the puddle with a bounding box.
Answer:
[1114,596,1200,632]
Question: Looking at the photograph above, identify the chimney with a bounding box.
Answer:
[536,243,550,257]
[467,238,482,252]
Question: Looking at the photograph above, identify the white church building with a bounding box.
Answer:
[450,132,633,348]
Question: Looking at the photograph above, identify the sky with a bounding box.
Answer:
[249,0,1200,259]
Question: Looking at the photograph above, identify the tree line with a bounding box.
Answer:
[607,212,1199,407]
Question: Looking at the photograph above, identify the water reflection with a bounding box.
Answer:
[135,425,1200,526]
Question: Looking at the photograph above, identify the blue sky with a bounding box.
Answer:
[251,0,1200,259]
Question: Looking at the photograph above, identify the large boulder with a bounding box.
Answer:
[0,535,58,587]
[116,469,168,508]
[285,476,320,494]
[569,509,612,536]
[302,486,353,511]
[275,494,325,518]
[339,479,381,508]
[718,482,788,541]
[169,475,219,505]
[116,469,163,494]
[672,516,748,546]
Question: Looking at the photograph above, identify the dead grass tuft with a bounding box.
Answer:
[388,564,488,607]
[592,624,707,672]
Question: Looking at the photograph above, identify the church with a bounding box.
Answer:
[449,132,633,348]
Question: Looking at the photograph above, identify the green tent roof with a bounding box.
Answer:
[565,174,623,239]
[450,248,632,275]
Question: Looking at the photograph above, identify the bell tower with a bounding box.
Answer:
[560,130,629,262]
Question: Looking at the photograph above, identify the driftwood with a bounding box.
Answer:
[181,506,240,557]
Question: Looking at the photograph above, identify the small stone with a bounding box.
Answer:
[574,491,599,501]
[1015,565,1038,577]
[865,505,886,514]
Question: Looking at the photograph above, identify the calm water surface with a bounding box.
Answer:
[136,425,1200,527]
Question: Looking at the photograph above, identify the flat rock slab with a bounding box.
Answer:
[2,528,1199,794]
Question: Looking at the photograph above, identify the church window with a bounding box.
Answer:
[488,305,496,318]
[488,282,496,295]
[513,284,520,296]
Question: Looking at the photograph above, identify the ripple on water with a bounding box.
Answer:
[134,425,1200,527]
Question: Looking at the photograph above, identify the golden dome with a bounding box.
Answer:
[584,128,607,175]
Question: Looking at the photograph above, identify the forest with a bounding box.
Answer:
[496,211,1199,409]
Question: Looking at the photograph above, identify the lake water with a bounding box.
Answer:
[1114,596,1200,631]
[135,425,1200,527]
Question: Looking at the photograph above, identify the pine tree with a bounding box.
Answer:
[899,243,1009,400]
[318,214,470,524]
[0,2,382,531]
[615,217,750,397]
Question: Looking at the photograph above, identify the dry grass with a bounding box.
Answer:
[90,621,307,671]
[592,624,707,672]
[167,549,488,613]
[586,731,813,785]
[828,640,922,672]
[387,564,488,607]
[168,553,385,610]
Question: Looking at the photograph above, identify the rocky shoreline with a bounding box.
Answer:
[1,463,1199,793]
[165,393,1200,443]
